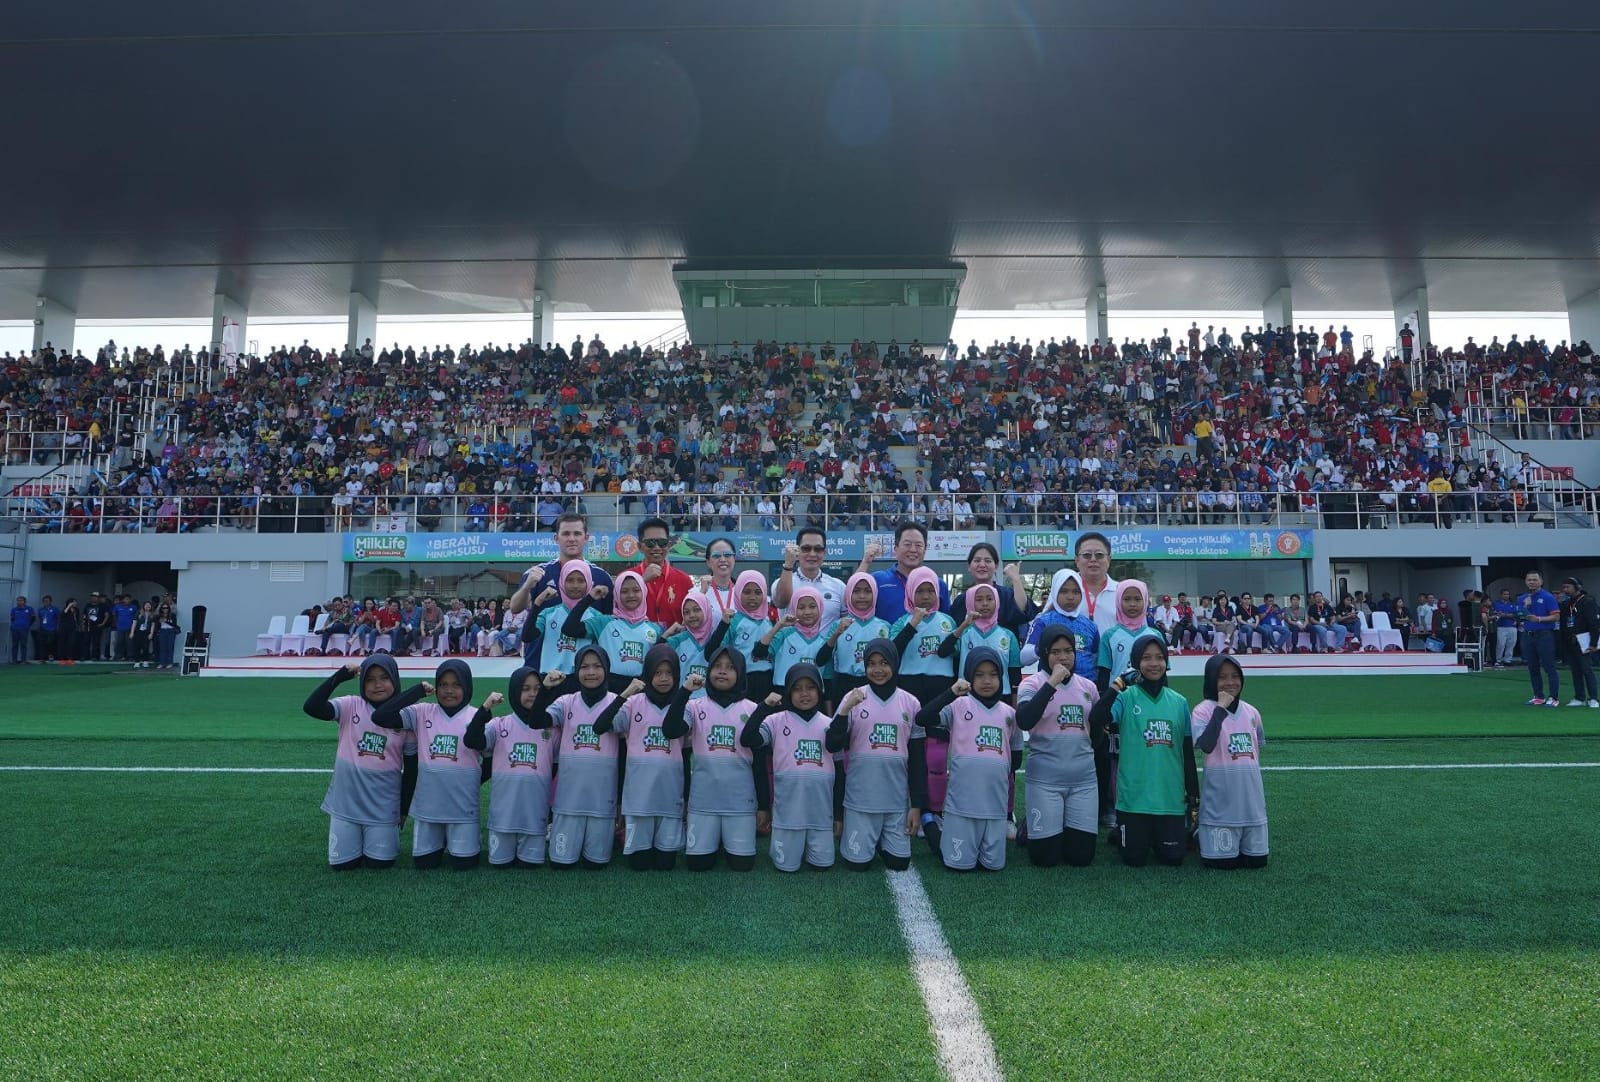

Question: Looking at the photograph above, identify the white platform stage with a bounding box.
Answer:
[200,651,1467,680]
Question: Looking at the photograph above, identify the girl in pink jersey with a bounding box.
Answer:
[302,653,415,870]
[1191,654,1269,870]
[742,662,836,872]
[666,646,768,872]
[530,645,635,869]
[916,647,1021,871]
[606,643,687,871]
[1014,625,1104,868]
[465,667,552,869]
[826,638,926,871]
[372,659,492,870]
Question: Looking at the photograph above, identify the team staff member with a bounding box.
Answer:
[1519,571,1561,707]
[1557,578,1598,708]
[1490,589,1520,668]
[773,527,847,626]
[629,518,694,628]
[509,513,615,631]
[860,522,950,623]
[1073,532,1120,632]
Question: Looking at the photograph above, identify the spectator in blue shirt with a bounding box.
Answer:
[112,594,138,661]
[1490,588,1521,668]
[33,595,60,662]
[10,596,35,664]
[1519,571,1561,706]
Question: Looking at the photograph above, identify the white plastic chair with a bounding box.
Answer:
[255,615,287,655]
[277,614,313,656]
[1362,612,1404,652]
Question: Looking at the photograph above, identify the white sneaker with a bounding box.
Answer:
[1544,699,1559,707]
[1568,699,1586,707]
[1589,700,1600,708]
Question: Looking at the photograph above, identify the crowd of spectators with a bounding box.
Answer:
[3,323,1596,535]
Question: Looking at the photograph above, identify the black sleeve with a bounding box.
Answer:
[752,639,771,661]
[520,595,554,644]
[370,683,427,730]
[893,622,916,652]
[1009,744,1023,774]
[815,641,834,666]
[908,736,929,808]
[592,693,630,736]
[741,701,775,748]
[915,689,956,736]
[935,632,960,658]
[560,596,594,639]
[1008,666,1023,693]
[463,706,493,750]
[1015,683,1054,731]
[1183,734,1200,808]
[1193,701,1232,754]
[825,710,851,753]
[1088,686,1118,737]
[526,684,563,730]
[752,747,771,812]
[1095,666,1111,694]
[661,689,691,739]
[302,668,353,721]
[399,752,418,820]
[703,621,729,655]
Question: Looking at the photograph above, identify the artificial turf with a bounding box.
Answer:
[1,668,1597,1080]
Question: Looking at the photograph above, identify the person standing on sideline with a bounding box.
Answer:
[1490,588,1520,668]
[1073,532,1120,632]
[862,522,950,623]
[33,594,60,662]
[1557,578,1598,708]
[629,518,694,628]
[1518,571,1561,706]
[773,527,847,626]
[9,595,34,664]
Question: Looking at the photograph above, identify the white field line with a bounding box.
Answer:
[886,866,1003,1082]
[1261,762,1600,772]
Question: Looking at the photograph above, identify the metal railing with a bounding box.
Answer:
[3,487,1595,536]
[1456,404,1600,442]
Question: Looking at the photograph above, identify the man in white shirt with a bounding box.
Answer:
[772,526,847,625]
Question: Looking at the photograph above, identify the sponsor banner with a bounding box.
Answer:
[345,528,1313,563]
[1001,528,1312,562]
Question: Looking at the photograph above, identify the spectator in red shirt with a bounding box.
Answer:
[631,517,693,627]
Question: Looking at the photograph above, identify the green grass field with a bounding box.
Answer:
[2,669,1597,1080]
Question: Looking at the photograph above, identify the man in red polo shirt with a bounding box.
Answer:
[632,517,693,626]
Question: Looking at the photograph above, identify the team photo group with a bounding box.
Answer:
[308,514,1271,876]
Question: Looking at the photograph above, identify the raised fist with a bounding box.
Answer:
[623,679,646,698]
[534,587,558,606]
[684,673,706,692]
[951,679,971,697]
[784,542,801,563]
[1003,563,1023,581]
[589,584,610,600]
[419,682,436,697]
[483,691,505,709]
[778,614,797,628]
[642,564,663,582]
[663,623,683,639]
[542,670,567,689]
[841,688,867,711]
[339,661,360,676]
[764,691,784,707]
[835,616,853,634]
[1049,663,1072,685]
[864,542,884,561]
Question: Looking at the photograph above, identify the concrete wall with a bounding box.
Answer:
[684,305,954,355]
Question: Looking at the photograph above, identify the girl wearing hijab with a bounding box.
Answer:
[302,654,415,870]
[665,646,767,871]
[663,588,730,699]
[562,570,664,692]
[939,583,1023,696]
[826,639,927,871]
[372,659,492,870]
[523,560,596,692]
[1021,569,1099,679]
[915,647,1020,871]
[1015,626,1104,868]
[756,584,837,693]
[1087,637,1199,868]
[531,644,637,869]
[1191,654,1269,870]
[465,667,555,869]
[891,568,958,820]
[825,573,892,705]
[724,569,776,702]
[606,643,688,871]
[742,662,837,872]
[1095,579,1163,692]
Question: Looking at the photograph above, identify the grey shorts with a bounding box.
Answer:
[412,819,479,858]
[624,814,685,854]
[328,817,398,864]
[841,809,910,864]
[1199,823,1269,860]
[686,812,756,857]
[941,813,1008,870]
[1026,782,1099,839]
[487,830,546,866]
[549,813,614,865]
[770,827,835,872]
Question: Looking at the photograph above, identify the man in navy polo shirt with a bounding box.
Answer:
[111,594,138,661]
[9,595,34,664]
[860,521,949,623]
[33,594,60,662]
[1519,570,1561,706]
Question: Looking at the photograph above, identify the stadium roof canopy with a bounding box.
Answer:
[4,0,1600,321]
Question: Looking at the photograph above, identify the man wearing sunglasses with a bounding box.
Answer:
[629,517,694,626]
[773,526,846,626]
